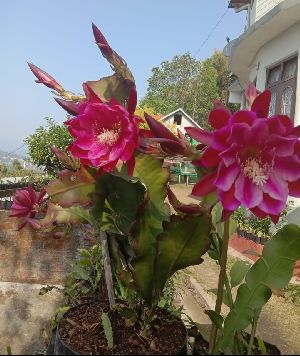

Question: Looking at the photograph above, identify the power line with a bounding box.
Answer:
[193,8,229,58]
[5,144,26,157]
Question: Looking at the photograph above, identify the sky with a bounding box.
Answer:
[0,0,246,155]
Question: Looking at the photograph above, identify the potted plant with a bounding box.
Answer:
[10,23,300,355]
[10,24,213,355]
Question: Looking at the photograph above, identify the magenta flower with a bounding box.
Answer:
[65,88,140,175]
[10,184,46,230]
[186,90,300,223]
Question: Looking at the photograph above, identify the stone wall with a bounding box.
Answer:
[230,233,300,279]
[0,210,87,285]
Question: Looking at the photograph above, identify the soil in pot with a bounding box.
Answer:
[57,302,187,355]
[193,332,281,355]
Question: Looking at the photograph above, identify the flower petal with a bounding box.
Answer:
[191,171,217,197]
[251,90,271,118]
[219,143,240,167]
[234,174,263,208]
[274,156,300,181]
[268,115,293,135]
[218,185,240,211]
[201,147,221,168]
[185,127,213,146]
[258,194,286,215]
[208,108,231,129]
[288,179,300,197]
[215,163,240,191]
[230,110,256,126]
[266,135,297,157]
[261,175,288,201]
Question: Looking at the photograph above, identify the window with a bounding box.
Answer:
[174,113,182,125]
[266,56,297,120]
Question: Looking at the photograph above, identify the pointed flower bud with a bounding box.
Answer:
[54,98,80,115]
[50,146,80,171]
[28,63,64,93]
[245,82,259,108]
[92,23,113,58]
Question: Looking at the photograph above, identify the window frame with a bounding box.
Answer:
[265,54,298,120]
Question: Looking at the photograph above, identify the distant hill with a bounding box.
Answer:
[0,149,37,170]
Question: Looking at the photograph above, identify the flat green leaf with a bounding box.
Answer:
[133,152,170,235]
[92,173,146,234]
[130,205,158,303]
[101,313,114,349]
[86,74,134,105]
[216,224,300,352]
[104,175,146,234]
[208,288,231,307]
[46,167,95,207]
[129,153,170,303]
[229,261,251,288]
[153,214,211,302]
[205,310,224,330]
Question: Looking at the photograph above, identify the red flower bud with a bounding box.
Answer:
[144,112,185,154]
[54,98,80,115]
[92,23,113,58]
[28,63,64,93]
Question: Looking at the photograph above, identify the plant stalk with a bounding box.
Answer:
[100,229,116,309]
[208,219,230,354]
[247,317,258,355]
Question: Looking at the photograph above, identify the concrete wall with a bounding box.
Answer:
[249,21,300,126]
[249,0,285,24]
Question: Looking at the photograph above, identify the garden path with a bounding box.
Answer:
[171,184,300,355]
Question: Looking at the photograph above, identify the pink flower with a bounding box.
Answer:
[10,184,46,230]
[186,89,300,223]
[65,88,140,175]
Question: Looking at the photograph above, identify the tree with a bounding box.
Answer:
[134,105,162,129]
[140,53,201,117]
[24,117,72,176]
[141,51,236,129]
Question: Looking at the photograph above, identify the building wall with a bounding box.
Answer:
[249,21,300,126]
[0,211,94,284]
[163,113,197,134]
[249,0,285,25]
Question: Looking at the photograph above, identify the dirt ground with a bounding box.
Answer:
[171,183,300,355]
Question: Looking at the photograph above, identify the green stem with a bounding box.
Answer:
[208,219,230,354]
[224,273,234,309]
[247,317,258,355]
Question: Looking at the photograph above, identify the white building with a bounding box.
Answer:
[226,0,300,125]
[160,108,201,134]
[226,0,300,221]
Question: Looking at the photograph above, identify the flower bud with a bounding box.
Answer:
[28,63,64,93]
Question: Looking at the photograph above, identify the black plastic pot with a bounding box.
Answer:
[54,328,80,355]
[54,302,187,355]
[192,333,281,355]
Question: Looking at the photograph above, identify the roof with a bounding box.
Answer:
[228,0,250,9]
[160,108,202,128]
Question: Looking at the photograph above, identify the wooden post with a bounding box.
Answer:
[100,229,116,309]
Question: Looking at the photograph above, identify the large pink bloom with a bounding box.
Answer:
[186,90,300,223]
[10,184,46,230]
[65,88,140,175]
